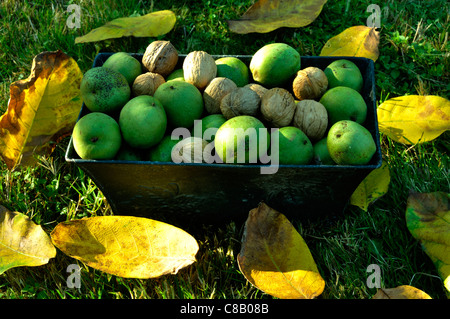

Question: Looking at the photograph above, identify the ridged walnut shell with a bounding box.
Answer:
[132,72,165,96]
[203,77,237,114]
[220,87,261,119]
[244,83,268,99]
[293,100,328,141]
[260,88,296,127]
[142,40,178,77]
[183,51,217,90]
[292,67,328,101]
[171,137,212,163]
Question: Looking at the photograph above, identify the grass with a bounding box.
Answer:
[0,0,449,300]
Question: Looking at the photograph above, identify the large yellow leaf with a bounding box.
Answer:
[0,50,83,170]
[50,216,199,279]
[320,25,380,61]
[377,95,450,144]
[350,160,390,211]
[372,285,432,299]
[228,0,328,34]
[237,202,325,299]
[0,205,56,274]
[406,192,450,293]
[75,10,176,43]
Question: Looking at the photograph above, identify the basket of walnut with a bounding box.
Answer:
[65,41,381,230]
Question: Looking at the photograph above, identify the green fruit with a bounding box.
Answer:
[250,43,300,88]
[214,115,270,164]
[166,68,184,82]
[327,120,376,165]
[80,67,130,114]
[277,126,313,165]
[148,135,181,162]
[153,81,204,129]
[119,95,167,149]
[72,112,122,160]
[324,59,363,92]
[215,57,249,87]
[102,52,142,85]
[313,137,335,165]
[192,114,227,142]
[115,143,145,161]
[319,86,367,126]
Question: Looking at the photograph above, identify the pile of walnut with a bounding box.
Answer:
[136,40,331,161]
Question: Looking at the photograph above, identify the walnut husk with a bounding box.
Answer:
[292,67,328,101]
[132,72,165,96]
[220,87,261,119]
[260,88,296,127]
[293,100,328,141]
[203,77,237,114]
[142,40,178,77]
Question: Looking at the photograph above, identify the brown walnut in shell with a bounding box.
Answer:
[142,40,178,77]
[244,83,268,99]
[203,77,237,114]
[260,88,296,127]
[220,87,261,119]
[171,137,212,163]
[292,67,328,101]
[132,72,165,96]
[183,51,217,90]
[293,100,328,141]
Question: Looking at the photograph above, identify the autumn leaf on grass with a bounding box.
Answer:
[0,205,56,274]
[0,50,83,170]
[75,10,176,43]
[320,25,380,61]
[377,95,450,144]
[228,0,328,34]
[406,192,450,293]
[350,160,390,211]
[237,202,325,299]
[372,285,432,299]
[50,216,199,279]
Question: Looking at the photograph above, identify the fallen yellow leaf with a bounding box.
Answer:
[50,216,199,279]
[406,192,450,293]
[377,95,450,144]
[75,10,176,43]
[0,205,56,274]
[372,285,432,299]
[228,0,328,34]
[0,50,83,170]
[237,202,325,299]
[350,160,390,211]
[320,25,380,61]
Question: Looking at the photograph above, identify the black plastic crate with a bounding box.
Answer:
[65,53,382,230]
